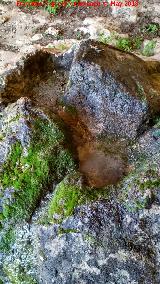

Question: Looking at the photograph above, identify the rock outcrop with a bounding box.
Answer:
[63,40,160,140]
[0,39,160,284]
[0,97,75,283]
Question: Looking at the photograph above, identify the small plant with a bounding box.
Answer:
[56,43,67,51]
[145,23,159,34]
[98,33,143,53]
[132,36,143,50]
[47,42,68,51]
[42,0,59,14]
[142,40,157,57]
[98,32,109,44]
[116,37,132,52]
[56,34,64,40]
[46,0,79,14]
[76,31,82,40]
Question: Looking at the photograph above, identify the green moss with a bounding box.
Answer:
[58,228,80,235]
[3,263,37,284]
[120,161,160,212]
[0,133,4,141]
[154,117,160,127]
[48,173,110,224]
[65,104,78,116]
[83,233,96,244]
[0,116,70,280]
[0,228,15,252]
[48,179,81,223]
[0,118,75,223]
[136,82,144,97]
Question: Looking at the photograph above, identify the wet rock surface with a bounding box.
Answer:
[79,149,126,187]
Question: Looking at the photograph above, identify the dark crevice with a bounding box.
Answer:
[1,50,54,104]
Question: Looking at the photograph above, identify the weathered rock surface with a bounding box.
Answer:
[33,200,160,284]
[28,121,160,284]
[1,115,160,283]
[63,40,160,140]
[0,51,54,103]
[0,7,160,282]
[0,97,75,284]
[140,0,160,25]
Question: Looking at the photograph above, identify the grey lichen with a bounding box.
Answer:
[120,158,160,211]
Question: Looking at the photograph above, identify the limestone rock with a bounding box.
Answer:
[45,27,60,37]
[31,34,43,42]
[76,17,111,40]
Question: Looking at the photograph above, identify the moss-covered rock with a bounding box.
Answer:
[117,116,160,212]
[3,262,37,284]
[119,158,160,211]
[0,97,76,283]
[48,174,82,224]
[47,172,110,225]
[0,98,75,225]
